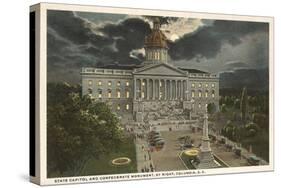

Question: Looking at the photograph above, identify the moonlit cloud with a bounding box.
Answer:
[47,10,269,90]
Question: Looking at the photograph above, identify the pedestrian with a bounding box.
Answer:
[145,167,149,172]
[144,154,146,161]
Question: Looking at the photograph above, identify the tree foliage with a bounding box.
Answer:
[47,83,122,177]
[207,103,217,114]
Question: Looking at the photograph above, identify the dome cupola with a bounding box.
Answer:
[144,18,168,64]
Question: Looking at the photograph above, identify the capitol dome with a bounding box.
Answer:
[144,18,168,49]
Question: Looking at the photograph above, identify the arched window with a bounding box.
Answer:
[88,80,93,86]
[108,90,112,98]
[205,90,208,98]
[191,90,195,98]
[98,89,102,98]
[212,90,215,98]
[198,90,202,98]
[117,89,121,98]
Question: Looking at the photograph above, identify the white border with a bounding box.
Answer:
[32,2,274,185]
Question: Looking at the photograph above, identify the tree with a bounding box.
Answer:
[234,99,240,109]
[207,103,217,114]
[240,87,248,122]
[221,104,227,113]
[47,83,122,177]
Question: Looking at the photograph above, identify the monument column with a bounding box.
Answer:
[198,107,218,169]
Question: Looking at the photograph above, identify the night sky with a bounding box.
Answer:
[47,10,269,90]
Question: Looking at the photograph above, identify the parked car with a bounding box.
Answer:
[247,156,260,166]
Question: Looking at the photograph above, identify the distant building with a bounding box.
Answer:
[81,19,219,124]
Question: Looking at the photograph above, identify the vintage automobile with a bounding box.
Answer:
[247,155,260,166]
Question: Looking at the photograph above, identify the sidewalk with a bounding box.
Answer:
[135,136,155,172]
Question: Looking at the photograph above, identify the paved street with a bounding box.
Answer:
[150,131,188,171]
[134,127,267,172]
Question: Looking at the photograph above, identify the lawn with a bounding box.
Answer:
[79,136,137,176]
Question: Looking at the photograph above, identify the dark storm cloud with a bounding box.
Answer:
[47,10,269,87]
[100,18,151,63]
[143,16,179,25]
[47,10,113,46]
[168,20,269,60]
[47,10,151,68]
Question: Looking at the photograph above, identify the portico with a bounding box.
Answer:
[134,78,188,101]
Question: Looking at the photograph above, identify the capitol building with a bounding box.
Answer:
[81,19,219,127]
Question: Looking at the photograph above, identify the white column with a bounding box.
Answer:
[140,78,143,100]
[164,79,167,100]
[152,79,155,100]
[146,79,149,100]
[175,80,178,100]
[158,79,161,100]
[170,80,172,100]
[180,80,183,100]
[134,78,136,100]
[186,80,189,100]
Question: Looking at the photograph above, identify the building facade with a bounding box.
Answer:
[81,19,219,124]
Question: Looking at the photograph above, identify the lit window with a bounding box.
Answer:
[98,81,102,86]
[199,91,202,98]
[126,104,129,110]
[212,90,215,98]
[117,104,120,110]
[141,91,145,99]
[191,90,195,98]
[117,81,121,86]
[159,81,162,87]
[126,81,130,86]
[98,90,102,98]
[142,81,145,86]
[212,83,215,88]
[205,84,208,87]
[108,90,112,98]
[199,103,201,108]
[88,88,93,98]
[198,83,202,88]
[126,91,130,98]
[191,83,195,88]
[117,90,121,98]
[88,80,93,86]
[205,91,208,98]
[88,88,93,94]
[205,104,208,108]
[108,81,112,86]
